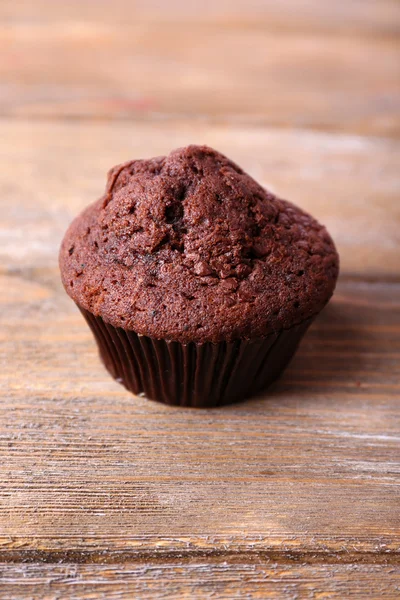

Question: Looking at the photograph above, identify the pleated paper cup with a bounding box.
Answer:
[79,307,312,408]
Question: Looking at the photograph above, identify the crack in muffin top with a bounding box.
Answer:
[60,145,339,343]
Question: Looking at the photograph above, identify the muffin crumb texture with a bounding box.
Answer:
[60,145,338,342]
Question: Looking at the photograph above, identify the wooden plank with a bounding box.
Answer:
[0,562,399,600]
[0,273,399,558]
[0,124,399,559]
[1,120,399,278]
[2,0,400,35]
[1,3,399,596]
[1,4,399,134]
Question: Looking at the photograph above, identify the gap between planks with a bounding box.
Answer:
[0,548,399,566]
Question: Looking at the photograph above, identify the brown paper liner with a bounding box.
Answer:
[79,307,312,408]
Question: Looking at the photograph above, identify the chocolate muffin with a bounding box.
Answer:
[60,145,339,407]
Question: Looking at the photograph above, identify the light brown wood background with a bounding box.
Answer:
[0,1,399,598]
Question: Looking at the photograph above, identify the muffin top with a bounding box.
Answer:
[60,145,339,343]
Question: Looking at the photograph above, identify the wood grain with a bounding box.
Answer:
[0,272,399,558]
[1,2,399,134]
[3,0,400,33]
[0,121,399,596]
[0,562,399,600]
[1,1,399,596]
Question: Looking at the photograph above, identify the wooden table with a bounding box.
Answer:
[1,1,399,597]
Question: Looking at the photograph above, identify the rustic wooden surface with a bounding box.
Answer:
[1,1,399,598]
[1,0,400,135]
